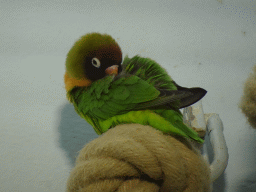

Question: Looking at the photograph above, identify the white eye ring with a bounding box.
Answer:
[92,58,101,68]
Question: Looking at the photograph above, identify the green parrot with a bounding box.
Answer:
[64,32,207,143]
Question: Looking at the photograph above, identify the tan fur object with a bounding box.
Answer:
[240,65,256,128]
[66,124,210,192]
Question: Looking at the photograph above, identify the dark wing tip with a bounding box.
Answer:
[172,81,207,109]
[178,87,207,109]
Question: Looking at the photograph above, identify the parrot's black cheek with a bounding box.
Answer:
[83,57,106,81]
[85,67,106,81]
[84,56,122,81]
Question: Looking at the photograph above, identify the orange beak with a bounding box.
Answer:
[105,65,119,75]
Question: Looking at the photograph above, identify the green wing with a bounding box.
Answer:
[121,55,207,109]
[121,55,204,143]
[67,75,197,139]
[69,75,160,120]
[68,75,192,120]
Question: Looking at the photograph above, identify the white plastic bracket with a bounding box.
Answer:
[183,100,229,183]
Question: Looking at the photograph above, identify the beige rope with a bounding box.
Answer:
[240,65,256,128]
[66,124,210,192]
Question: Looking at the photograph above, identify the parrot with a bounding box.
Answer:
[64,32,207,143]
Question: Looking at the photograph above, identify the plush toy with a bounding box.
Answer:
[239,65,256,128]
[64,32,207,143]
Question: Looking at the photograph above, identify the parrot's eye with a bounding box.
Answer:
[92,58,101,68]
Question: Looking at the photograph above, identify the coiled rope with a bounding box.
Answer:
[66,124,210,192]
[240,65,256,128]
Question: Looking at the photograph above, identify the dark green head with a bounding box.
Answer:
[66,32,122,81]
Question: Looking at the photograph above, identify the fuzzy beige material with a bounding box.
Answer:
[66,124,210,192]
[240,65,256,128]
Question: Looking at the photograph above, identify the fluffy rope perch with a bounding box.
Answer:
[240,65,256,128]
[66,124,210,192]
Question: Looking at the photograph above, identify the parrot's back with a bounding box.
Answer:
[121,55,177,91]
[121,55,181,111]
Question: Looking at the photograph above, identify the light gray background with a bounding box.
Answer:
[1,0,256,191]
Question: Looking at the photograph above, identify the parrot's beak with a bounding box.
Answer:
[105,65,119,76]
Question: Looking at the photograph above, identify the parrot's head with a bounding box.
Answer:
[64,32,122,92]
